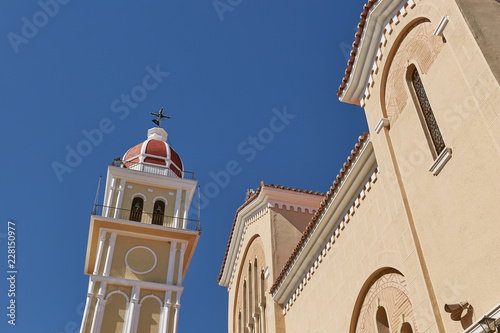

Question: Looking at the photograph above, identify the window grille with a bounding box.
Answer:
[411,69,445,155]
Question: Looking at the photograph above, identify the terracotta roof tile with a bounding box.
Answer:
[217,182,325,283]
[337,0,378,98]
[269,133,369,294]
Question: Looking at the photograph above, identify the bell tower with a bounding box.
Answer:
[79,125,200,333]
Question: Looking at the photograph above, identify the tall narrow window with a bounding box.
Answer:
[243,281,247,329]
[376,307,390,333]
[254,259,259,312]
[152,200,165,225]
[260,269,267,333]
[260,270,265,305]
[411,68,445,156]
[248,264,253,321]
[129,197,143,222]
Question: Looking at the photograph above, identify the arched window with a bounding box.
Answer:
[260,269,267,333]
[376,306,390,333]
[152,200,165,226]
[254,259,259,311]
[401,322,413,333]
[129,197,143,222]
[248,263,253,318]
[260,269,265,305]
[411,68,446,156]
[243,281,247,328]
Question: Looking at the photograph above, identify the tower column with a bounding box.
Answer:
[124,286,140,333]
[159,291,173,333]
[172,294,182,333]
[166,242,177,284]
[103,178,116,217]
[103,233,117,276]
[182,190,190,229]
[176,243,186,285]
[113,179,126,219]
[90,282,107,333]
[79,278,94,333]
[93,231,107,275]
[173,189,182,228]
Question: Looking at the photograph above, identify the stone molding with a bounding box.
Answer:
[282,169,379,314]
[360,0,417,108]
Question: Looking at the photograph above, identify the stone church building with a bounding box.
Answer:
[218,0,500,332]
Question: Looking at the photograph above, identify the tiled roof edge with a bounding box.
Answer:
[269,133,369,294]
[217,183,325,283]
[337,0,379,98]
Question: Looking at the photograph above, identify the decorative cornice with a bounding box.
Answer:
[338,0,416,107]
[337,0,378,100]
[107,165,197,203]
[226,206,270,292]
[218,184,324,286]
[226,192,322,291]
[245,206,270,227]
[91,274,184,292]
[268,201,317,214]
[270,134,374,302]
[280,168,378,314]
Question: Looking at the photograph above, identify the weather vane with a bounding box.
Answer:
[150,107,170,127]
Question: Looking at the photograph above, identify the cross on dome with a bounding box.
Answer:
[150,107,170,128]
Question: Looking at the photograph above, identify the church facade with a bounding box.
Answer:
[218,0,500,332]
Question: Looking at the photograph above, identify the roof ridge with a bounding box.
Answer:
[262,183,325,196]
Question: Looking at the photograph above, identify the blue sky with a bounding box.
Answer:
[1,0,369,331]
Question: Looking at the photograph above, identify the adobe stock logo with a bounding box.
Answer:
[191,106,297,212]
[7,0,71,54]
[213,0,243,21]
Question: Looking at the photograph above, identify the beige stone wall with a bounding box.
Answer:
[283,168,434,332]
[83,281,100,333]
[362,0,500,331]
[454,0,500,84]
[270,207,312,281]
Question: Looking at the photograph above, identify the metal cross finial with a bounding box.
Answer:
[150,107,171,127]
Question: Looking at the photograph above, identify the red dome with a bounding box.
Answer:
[122,128,183,177]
